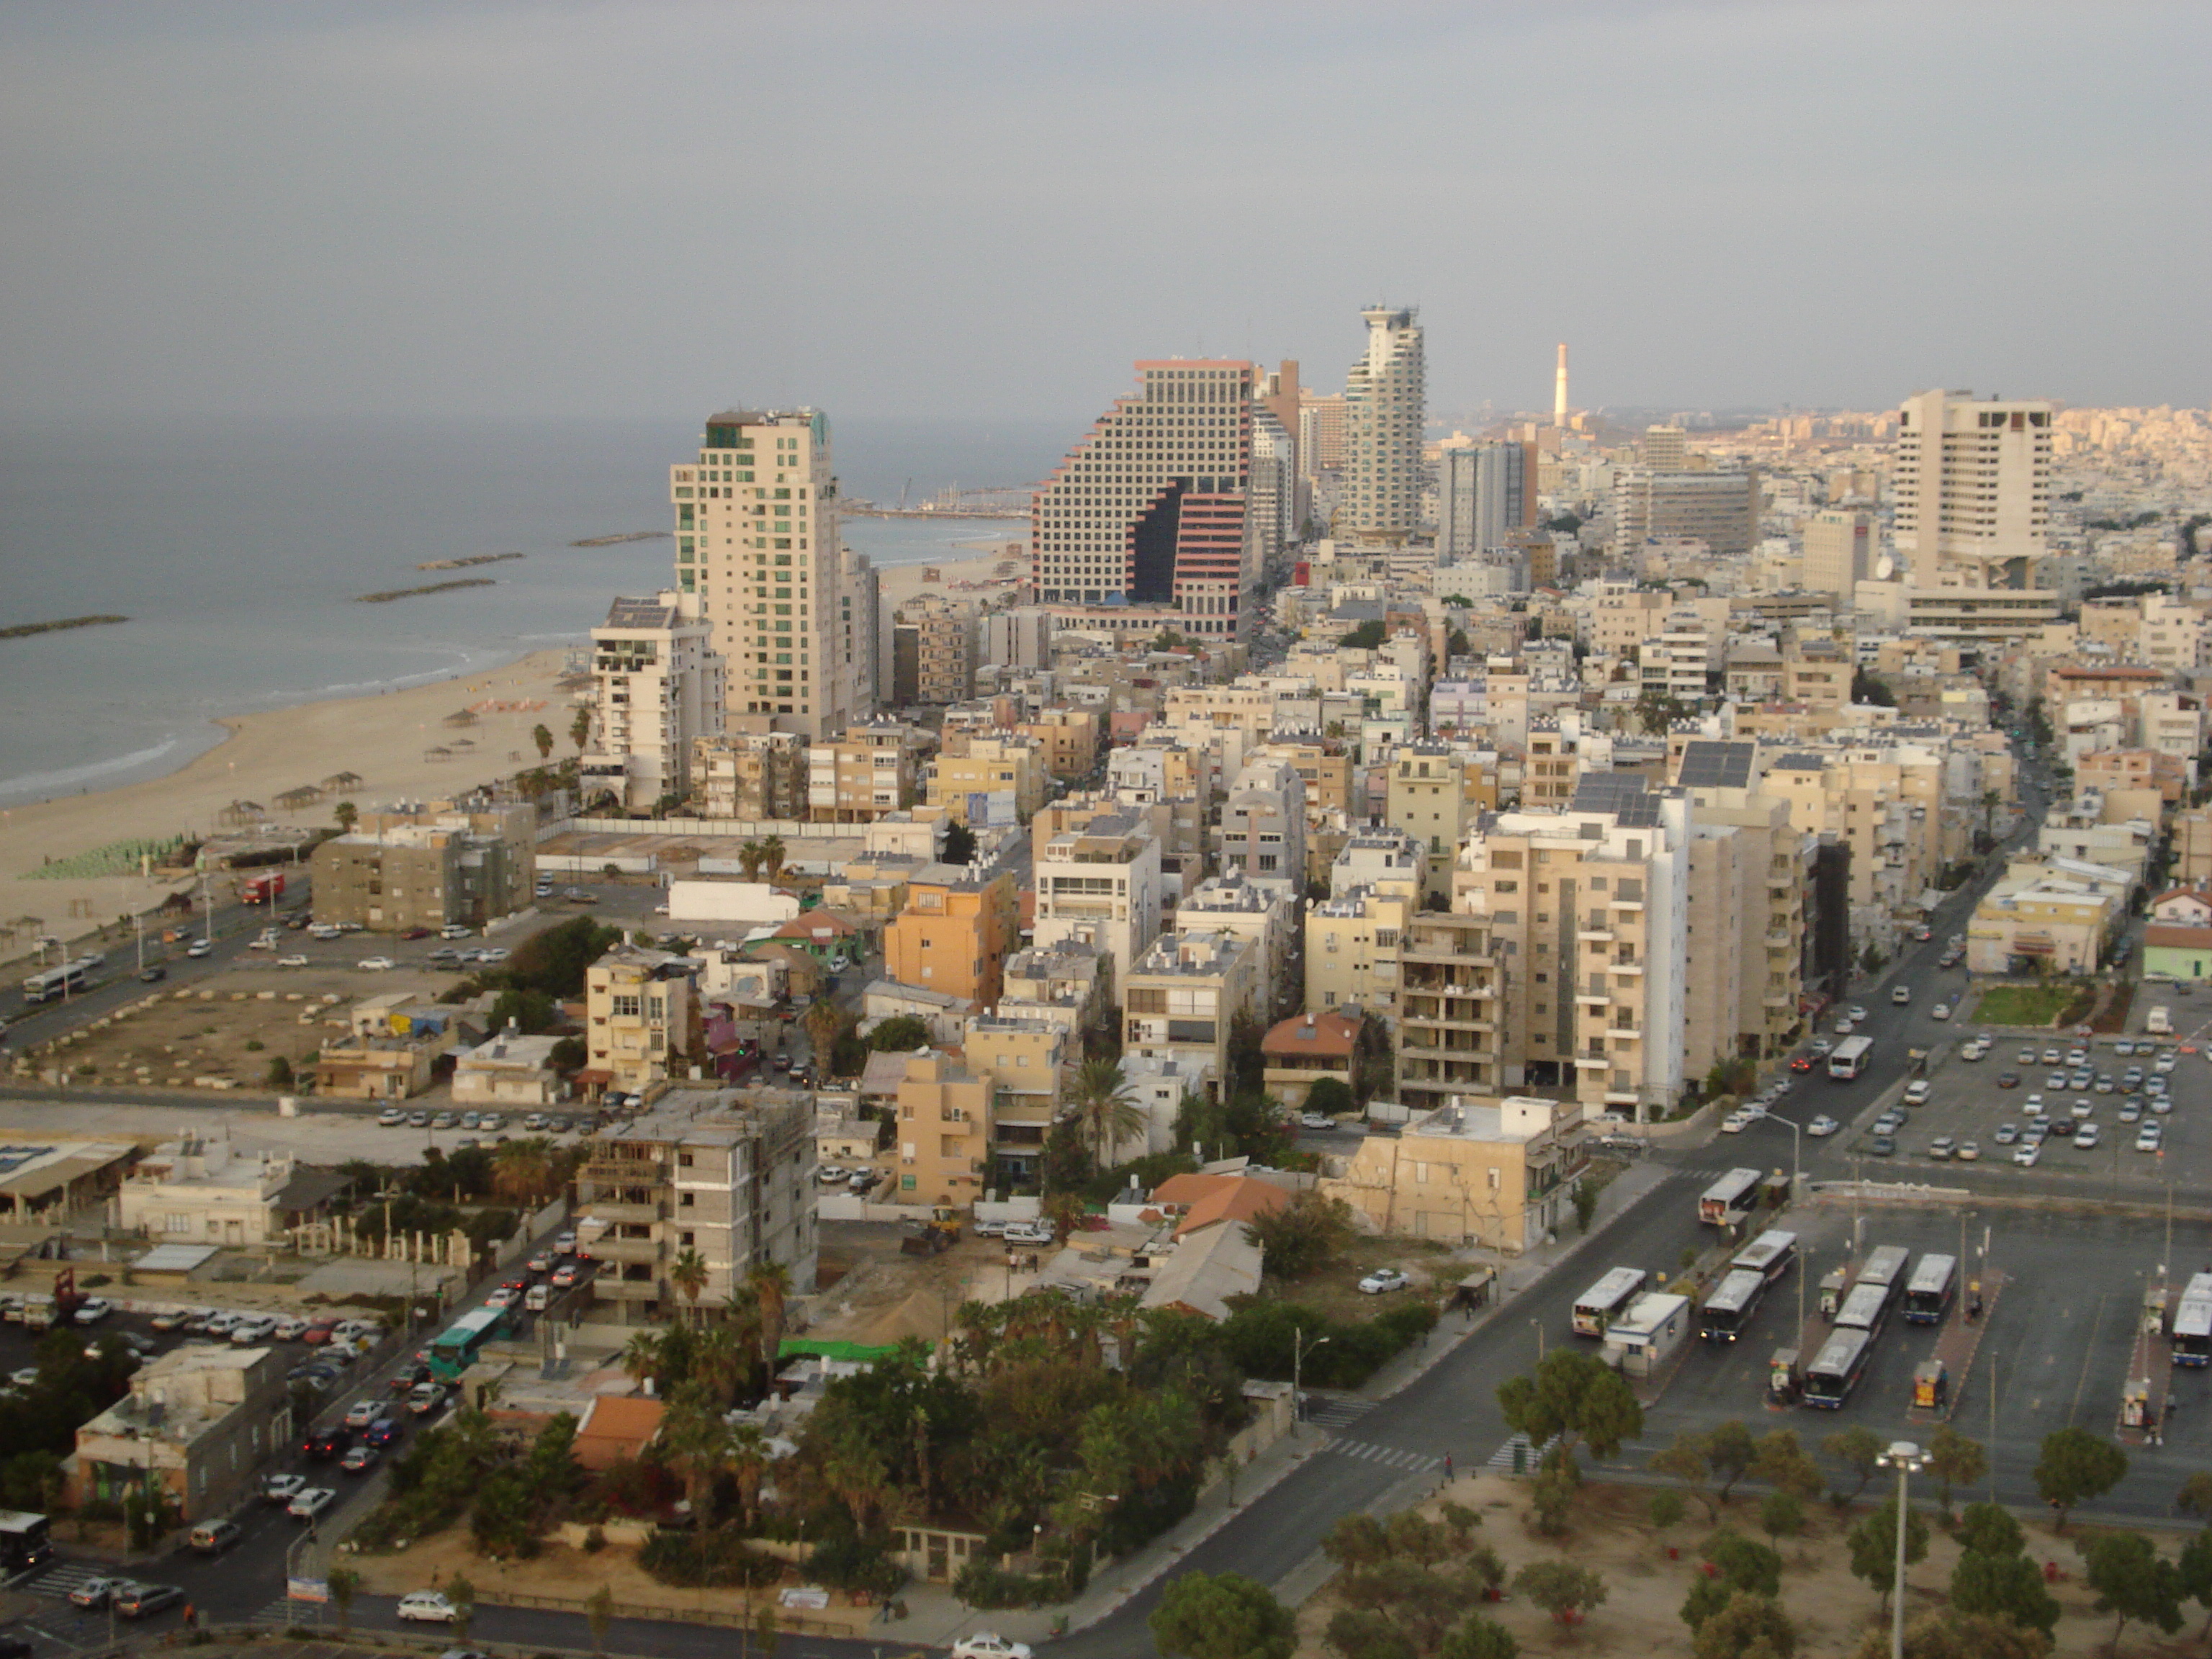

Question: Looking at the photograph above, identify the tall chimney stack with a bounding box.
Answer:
[1554,342,1570,428]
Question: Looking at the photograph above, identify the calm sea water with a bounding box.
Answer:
[0,413,1061,803]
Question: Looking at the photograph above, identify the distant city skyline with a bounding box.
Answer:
[4,1,2208,423]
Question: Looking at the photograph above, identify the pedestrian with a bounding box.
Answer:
[1444,1453,1455,1481]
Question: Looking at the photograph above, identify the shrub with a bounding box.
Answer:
[637,1526,782,1588]
[582,1526,606,1554]
[807,1534,907,1597]
[952,1560,1064,1609]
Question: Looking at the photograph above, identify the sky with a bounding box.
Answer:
[3,0,2207,426]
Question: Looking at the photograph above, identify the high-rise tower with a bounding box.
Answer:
[1341,306,1425,543]
[1892,388,2053,590]
[669,409,855,740]
[1554,342,1569,428]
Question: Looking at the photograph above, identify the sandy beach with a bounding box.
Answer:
[0,649,577,954]
[876,545,1022,611]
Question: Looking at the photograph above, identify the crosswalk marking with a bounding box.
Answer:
[1325,1437,1440,1473]
[1305,1396,1376,1429]
[1486,1432,1558,1473]
[26,1565,109,1600]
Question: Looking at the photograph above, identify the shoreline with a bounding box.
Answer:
[0,647,576,948]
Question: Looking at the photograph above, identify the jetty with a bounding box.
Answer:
[416,552,525,572]
[354,579,495,603]
[571,531,671,547]
[0,614,127,642]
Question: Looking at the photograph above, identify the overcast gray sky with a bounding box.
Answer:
[4,0,2205,424]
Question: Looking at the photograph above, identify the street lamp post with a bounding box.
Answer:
[1879,1440,1930,1659]
[1292,1330,1330,1434]
[1530,1317,1544,1363]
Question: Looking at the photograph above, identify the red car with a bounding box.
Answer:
[301,1320,338,1346]
[400,926,433,940]
[1789,1055,1815,1073]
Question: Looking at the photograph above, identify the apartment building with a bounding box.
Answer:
[72,1346,292,1523]
[1030,809,1164,999]
[1892,388,2053,588]
[584,945,699,1096]
[925,733,1046,826]
[889,1052,994,1208]
[1321,1097,1586,1252]
[807,718,927,822]
[1261,1008,1364,1107]
[572,1087,817,1324]
[580,593,724,813]
[1176,870,1297,1012]
[310,802,535,934]
[1306,884,1412,1015]
[967,1013,1070,1181]
[670,408,853,740]
[1016,705,1102,781]
[1801,510,1875,603]
[1673,739,1809,1061]
[883,858,1021,1008]
[1123,929,1262,1100]
[1966,867,2118,976]
[1386,742,1487,904]
[980,606,1055,671]
[1213,754,1306,898]
[693,729,808,819]
[1438,441,1536,560]
[1403,775,1693,1119]
[1340,306,1426,544]
[899,595,979,706]
[1614,469,1761,557]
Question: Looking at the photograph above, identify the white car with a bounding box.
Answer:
[478,948,510,963]
[271,1316,309,1341]
[1955,1141,1981,1162]
[1719,1110,1752,1134]
[441,923,473,939]
[277,953,310,968]
[74,1296,113,1323]
[397,1591,459,1624]
[344,1397,387,1427]
[287,1486,337,1520]
[1807,1115,1840,1138]
[379,1107,407,1126]
[1358,1268,1411,1295]
[356,956,396,971]
[2014,1143,2041,1167]
[1300,1112,1336,1130]
[950,1636,1034,1659]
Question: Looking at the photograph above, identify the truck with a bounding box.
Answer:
[2147,1005,2173,1035]
[240,872,286,904]
[899,1206,963,1257]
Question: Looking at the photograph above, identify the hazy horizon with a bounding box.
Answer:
[4,1,2206,426]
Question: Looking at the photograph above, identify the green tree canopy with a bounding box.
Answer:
[1948,1546,2060,1639]
[1243,1189,1359,1280]
[1846,1496,1929,1614]
[866,1015,932,1053]
[2032,1425,2127,1529]
[1339,621,1388,651]
[2083,1529,2185,1653]
[1146,1568,1298,1659]
[1496,1347,1642,1462]
[1691,1591,1796,1659]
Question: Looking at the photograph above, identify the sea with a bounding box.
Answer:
[0,413,1065,805]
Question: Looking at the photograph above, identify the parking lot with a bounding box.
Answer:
[1834,1022,2207,1195]
[1625,1201,2203,1464]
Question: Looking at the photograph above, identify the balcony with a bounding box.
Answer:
[1608,897,1644,913]
[1611,958,1642,975]
[580,1200,665,1226]
[1575,927,1615,944]
[594,1277,660,1304]
[588,1236,662,1266]
[1574,989,1611,1007]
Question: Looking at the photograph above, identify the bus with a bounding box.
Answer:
[1827,1035,1874,1080]
[1698,1168,1763,1228]
[20,963,88,1004]
[1732,1229,1799,1285]
[1571,1267,1649,1338]
[1699,1268,1768,1343]
[1835,1282,1894,1336]
[2175,1293,2212,1368]
[427,1305,511,1381]
[1902,1254,1958,1325]
[0,1510,53,1572]
[1804,1327,1874,1408]
[1854,1246,1911,1300]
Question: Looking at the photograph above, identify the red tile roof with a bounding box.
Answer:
[1261,1009,1363,1059]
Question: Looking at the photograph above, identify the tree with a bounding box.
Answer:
[941,820,978,864]
[2177,1527,2212,1641]
[1323,1511,1392,1569]
[570,704,592,752]
[1846,1496,1929,1616]
[1949,1547,2060,1640]
[327,1566,359,1635]
[1852,669,1897,708]
[669,1248,709,1323]
[1760,1491,1805,1544]
[1529,1443,1580,1534]
[1753,1429,1825,1501]
[1148,1569,1298,1659]
[446,1573,477,1645]
[587,1583,613,1656]
[532,723,555,760]
[1570,1177,1600,1234]
[737,841,765,881]
[1691,1593,1796,1659]
[1496,1348,1643,1462]
[2177,1472,2212,1518]
[867,1015,932,1053]
[1066,1057,1145,1165]
[333,799,359,832]
[1845,1612,2052,1659]
[1242,1189,1359,1280]
[2083,1529,2184,1653]
[1339,621,1387,651]
[1648,1489,1686,1534]
[1303,1076,1355,1119]
[1925,1425,1987,1519]
[1651,1433,1719,1521]
[1704,1419,1759,1503]
[2033,1425,2127,1530]
[1956,1501,2027,1560]
[1682,1529,1782,1632]
[1325,1609,1414,1659]
[1823,1425,1885,1502]
[747,1259,793,1375]
[1439,1617,1519,1659]
[1512,1561,1607,1627]
[760,835,786,881]
[265,1054,295,1089]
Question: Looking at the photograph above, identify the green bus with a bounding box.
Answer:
[427,1305,511,1381]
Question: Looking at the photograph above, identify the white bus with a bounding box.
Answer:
[1854,1245,1912,1300]
[1835,1281,1894,1336]
[1902,1254,1958,1326]
[1699,1268,1768,1343]
[1827,1035,1874,1080]
[20,963,87,1004]
[2175,1279,2212,1368]
[1732,1229,1799,1285]
[1571,1267,1650,1338]
[1698,1168,1763,1228]
[1804,1326,1874,1408]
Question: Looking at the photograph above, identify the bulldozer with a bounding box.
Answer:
[899,1206,963,1257]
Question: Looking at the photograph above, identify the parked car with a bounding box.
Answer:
[1807,1115,1840,1138]
[951,1635,1034,1659]
[73,1296,113,1323]
[1358,1268,1411,1295]
[398,1591,459,1624]
[356,956,396,971]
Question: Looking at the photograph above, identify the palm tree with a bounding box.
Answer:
[490,1143,554,1205]
[669,1248,710,1325]
[728,1423,771,1529]
[1066,1057,1145,1166]
[804,997,845,1075]
[570,705,593,752]
[760,835,787,881]
[333,799,359,833]
[619,1328,663,1391]
[747,1259,793,1373]
[532,723,555,760]
[692,1323,745,1405]
[660,1382,731,1526]
[737,840,765,881]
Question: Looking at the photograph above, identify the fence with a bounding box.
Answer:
[470,1584,873,1639]
[539,816,865,843]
